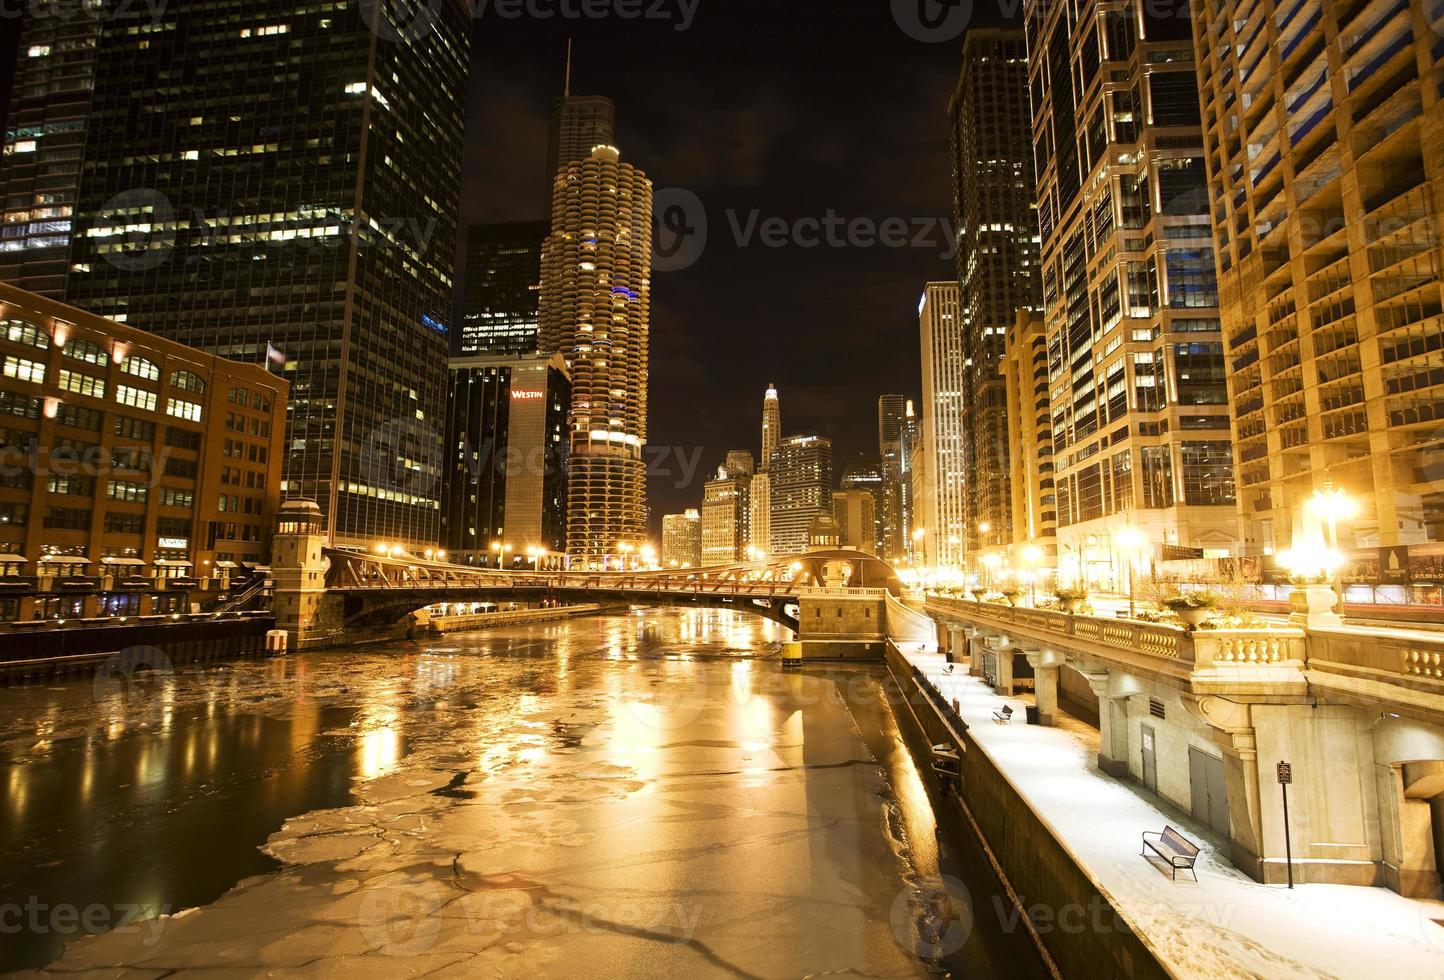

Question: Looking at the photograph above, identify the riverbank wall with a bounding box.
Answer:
[883,641,1171,980]
[425,604,618,635]
[1,613,277,683]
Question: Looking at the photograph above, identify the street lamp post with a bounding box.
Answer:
[1021,544,1043,606]
[1307,485,1357,616]
[1114,527,1145,620]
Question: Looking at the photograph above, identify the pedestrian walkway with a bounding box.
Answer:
[903,650,1444,979]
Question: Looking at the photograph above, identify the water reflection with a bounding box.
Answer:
[0,608,1035,976]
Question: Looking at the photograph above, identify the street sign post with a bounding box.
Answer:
[1277,761,1294,889]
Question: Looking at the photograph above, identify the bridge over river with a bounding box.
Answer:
[269,501,938,657]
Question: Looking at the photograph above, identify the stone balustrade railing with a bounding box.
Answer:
[1192,630,1307,668]
[1306,628,1444,695]
[926,595,1194,666]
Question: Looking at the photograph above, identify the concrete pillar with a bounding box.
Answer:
[992,640,1016,695]
[1086,672,1131,777]
[1022,649,1062,726]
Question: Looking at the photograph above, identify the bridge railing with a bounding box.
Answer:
[925,594,1198,667]
[1305,625,1444,697]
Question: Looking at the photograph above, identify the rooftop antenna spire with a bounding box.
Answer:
[563,38,573,97]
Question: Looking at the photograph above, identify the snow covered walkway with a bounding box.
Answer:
[903,650,1444,979]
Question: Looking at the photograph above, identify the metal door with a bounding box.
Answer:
[1141,724,1158,793]
[1190,747,1230,835]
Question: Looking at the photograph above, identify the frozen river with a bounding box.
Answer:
[0,609,1044,977]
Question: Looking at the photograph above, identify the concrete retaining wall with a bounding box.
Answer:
[885,643,1170,980]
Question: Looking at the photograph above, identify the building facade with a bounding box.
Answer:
[439,353,570,568]
[701,470,749,565]
[458,221,548,357]
[1194,0,1444,553]
[769,434,833,557]
[0,10,100,298]
[910,430,936,568]
[1027,0,1239,587]
[661,509,701,567]
[918,282,966,569]
[839,454,886,555]
[950,27,1042,556]
[547,94,616,203]
[760,384,780,470]
[540,145,653,567]
[45,0,470,552]
[832,490,877,555]
[878,393,907,561]
[0,284,286,620]
[1003,310,1058,559]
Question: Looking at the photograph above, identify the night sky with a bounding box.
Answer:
[0,2,1010,530]
[463,0,999,525]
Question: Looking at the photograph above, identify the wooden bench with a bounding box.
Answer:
[992,705,1013,724]
[1141,825,1200,881]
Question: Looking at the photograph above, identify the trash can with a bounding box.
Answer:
[266,629,289,655]
[781,642,803,669]
[1025,705,1040,725]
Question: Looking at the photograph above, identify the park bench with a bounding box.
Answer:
[992,705,1013,724]
[1141,825,1201,881]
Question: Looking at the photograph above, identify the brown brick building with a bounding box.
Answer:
[0,284,286,619]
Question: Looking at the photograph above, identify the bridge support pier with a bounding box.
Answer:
[1084,670,1141,778]
[1022,649,1065,727]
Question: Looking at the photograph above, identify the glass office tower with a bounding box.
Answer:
[56,0,470,549]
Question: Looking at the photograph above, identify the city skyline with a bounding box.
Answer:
[4,5,1444,979]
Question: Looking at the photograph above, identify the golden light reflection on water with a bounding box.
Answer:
[358,726,401,779]
[355,704,404,779]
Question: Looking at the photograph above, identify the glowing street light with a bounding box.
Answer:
[1113,526,1146,619]
[1305,485,1357,610]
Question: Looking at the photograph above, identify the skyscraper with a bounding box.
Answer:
[839,455,886,555]
[832,491,877,555]
[900,398,921,559]
[0,12,100,298]
[919,283,966,568]
[540,145,653,566]
[1003,310,1058,555]
[51,1,471,550]
[547,95,615,205]
[1194,0,1444,553]
[770,434,833,557]
[760,384,781,470]
[950,28,1041,556]
[749,384,780,557]
[458,221,548,357]
[702,465,750,565]
[440,354,570,567]
[723,449,755,479]
[1027,0,1238,578]
[661,509,702,567]
[877,393,907,561]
